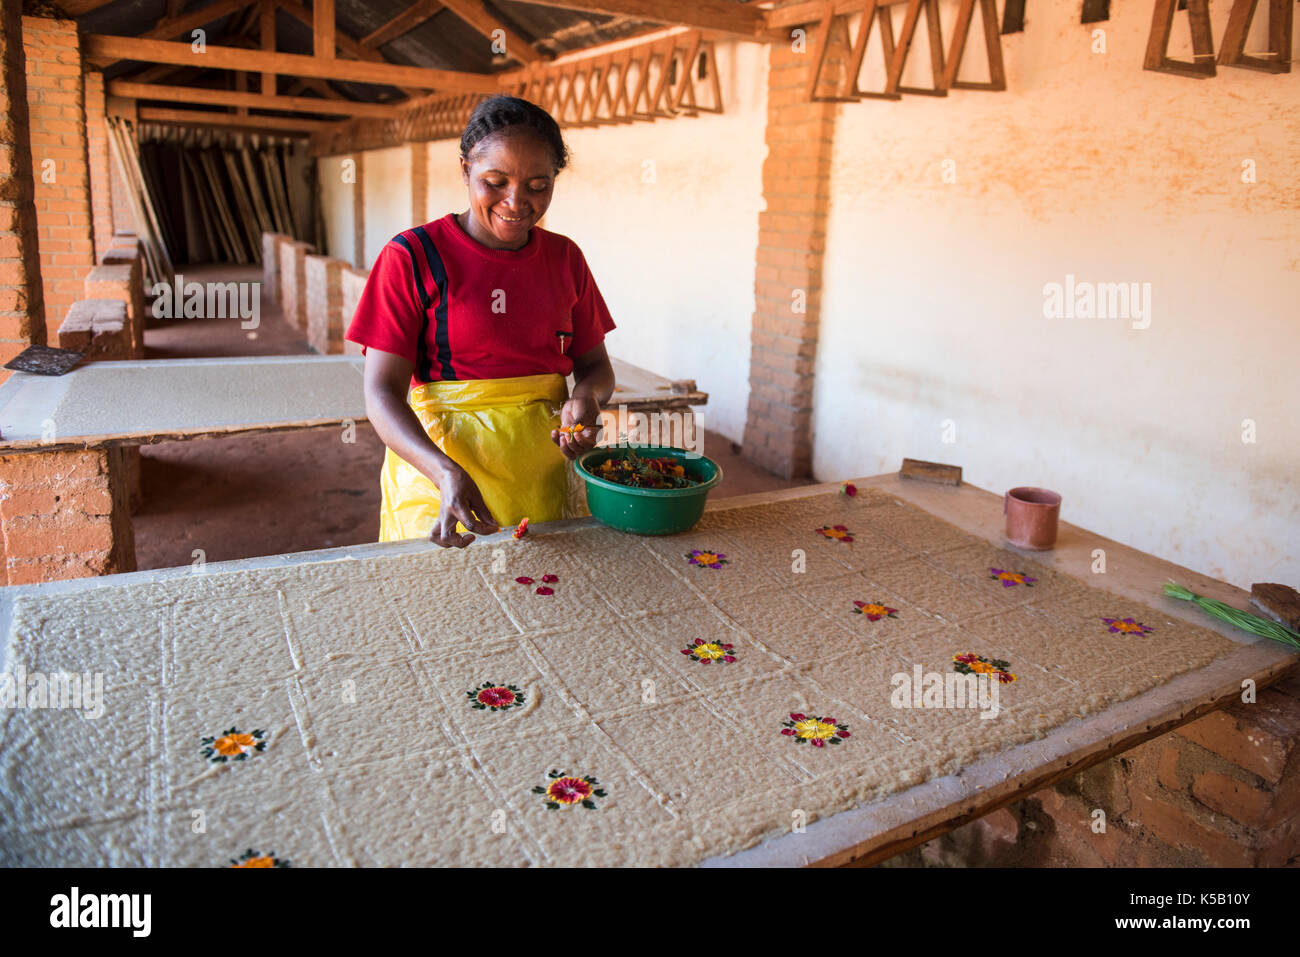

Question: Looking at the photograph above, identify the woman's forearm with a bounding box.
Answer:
[366,387,457,484]
[571,357,615,410]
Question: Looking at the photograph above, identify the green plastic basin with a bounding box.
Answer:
[574,446,723,535]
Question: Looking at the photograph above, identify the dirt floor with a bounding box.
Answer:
[133,265,811,571]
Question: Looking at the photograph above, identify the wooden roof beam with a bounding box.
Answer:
[437,0,546,64]
[361,0,445,48]
[315,0,335,59]
[499,0,767,38]
[108,80,403,118]
[765,0,917,30]
[278,0,424,97]
[83,34,501,91]
[136,106,325,136]
[87,0,261,69]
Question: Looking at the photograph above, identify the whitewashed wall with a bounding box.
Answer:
[815,0,1299,588]
[317,154,355,267]
[361,145,413,268]
[419,40,770,445]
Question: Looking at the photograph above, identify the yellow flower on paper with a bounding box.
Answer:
[793,718,838,740]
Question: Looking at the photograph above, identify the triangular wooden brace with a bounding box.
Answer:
[1218,0,1291,73]
[885,0,948,96]
[1144,0,1216,78]
[944,0,1006,90]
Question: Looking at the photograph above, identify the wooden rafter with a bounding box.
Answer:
[56,0,116,14]
[361,0,445,48]
[1218,0,1291,73]
[768,0,913,30]
[83,34,501,91]
[315,0,335,60]
[107,80,402,118]
[261,0,277,96]
[137,106,323,136]
[1144,0,1216,78]
[88,0,260,69]
[499,0,765,38]
[278,0,423,97]
[437,0,545,64]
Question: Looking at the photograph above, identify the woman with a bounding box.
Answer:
[346,96,616,547]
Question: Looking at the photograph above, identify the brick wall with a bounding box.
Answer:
[740,34,836,479]
[339,264,365,356]
[882,670,1300,867]
[0,1,47,382]
[277,238,312,330]
[304,253,344,354]
[82,69,113,262]
[23,15,94,346]
[0,446,136,584]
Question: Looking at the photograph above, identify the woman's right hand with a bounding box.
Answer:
[431,462,500,548]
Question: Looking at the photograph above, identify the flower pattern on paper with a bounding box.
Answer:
[228,849,290,868]
[1102,617,1153,635]
[816,525,853,543]
[681,639,736,664]
[780,713,850,747]
[468,682,526,711]
[533,769,606,810]
[516,573,559,596]
[201,727,266,764]
[989,568,1036,588]
[686,549,728,569]
[852,600,898,621]
[953,653,1017,683]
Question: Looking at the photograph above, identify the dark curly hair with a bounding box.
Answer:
[460,95,570,173]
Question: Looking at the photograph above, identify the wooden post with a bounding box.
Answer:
[261,0,276,94]
[315,0,334,60]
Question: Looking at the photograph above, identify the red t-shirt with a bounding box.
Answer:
[345,212,616,385]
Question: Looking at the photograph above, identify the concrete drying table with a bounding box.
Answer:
[0,475,1291,867]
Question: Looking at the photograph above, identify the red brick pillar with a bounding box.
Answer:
[278,238,312,330]
[340,264,366,356]
[0,446,136,583]
[0,0,47,386]
[304,254,344,354]
[352,151,365,269]
[741,35,837,479]
[410,141,427,227]
[23,15,94,347]
[83,69,114,263]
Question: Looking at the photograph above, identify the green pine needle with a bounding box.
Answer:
[1163,581,1300,651]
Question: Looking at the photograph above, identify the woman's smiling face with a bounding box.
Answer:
[460,129,557,249]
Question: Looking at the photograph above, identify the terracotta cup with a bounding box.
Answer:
[1004,487,1062,550]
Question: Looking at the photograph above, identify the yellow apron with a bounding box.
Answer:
[378,372,588,542]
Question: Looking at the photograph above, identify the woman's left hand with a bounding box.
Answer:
[552,394,602,460]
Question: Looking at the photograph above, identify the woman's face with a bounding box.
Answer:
[460,129,557,249]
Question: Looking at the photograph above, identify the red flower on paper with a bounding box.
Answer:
[516,573,558,596]
[840,482,857,497]
[816,525,854,543]
[852,600,898,622]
